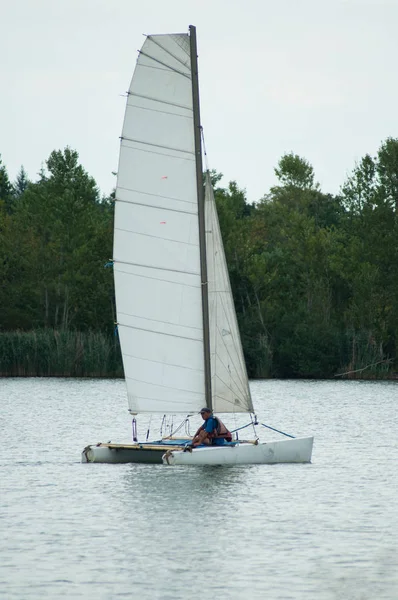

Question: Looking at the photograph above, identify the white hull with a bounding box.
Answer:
[162,437,314,466]
[82,443,181,464]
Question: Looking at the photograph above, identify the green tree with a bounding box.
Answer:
[377,137,398,213]
[13,166,30,198]
[339,138,398,374]
[0,155,14,214]
[3,147,114,332]
[274,152,317,190]
[341,154,376,214]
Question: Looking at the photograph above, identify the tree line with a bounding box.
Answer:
[1,141,397,378]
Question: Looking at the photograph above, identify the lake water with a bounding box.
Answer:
[1,378,397,599]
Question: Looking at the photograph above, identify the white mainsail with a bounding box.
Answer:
[114,30,252,415]
[114,33,204,414]
[205,173,253,413]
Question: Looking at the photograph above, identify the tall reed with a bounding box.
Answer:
[0,329,123,377]
[337,330,392,379]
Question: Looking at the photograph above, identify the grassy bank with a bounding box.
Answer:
[0,329,123,377]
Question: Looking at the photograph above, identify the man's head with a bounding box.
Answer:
[200,407,212,420]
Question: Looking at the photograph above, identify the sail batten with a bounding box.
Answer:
[129,92,192,111]
[121,136,195,155]
[114,32,204,414]
[147,35,192,69]
[118,324,203,343]
[115,201,197,218]
[117,187,196,205]
[138,52,191,79]
[115,228,200,246]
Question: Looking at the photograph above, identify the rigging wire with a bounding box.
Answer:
[168,415,192,438]
[184,416,191,437]
[201,127,210,173]
[145,415,152,441]
[251,413,259,440]
[260,423,295,439]
[160,415,166,437]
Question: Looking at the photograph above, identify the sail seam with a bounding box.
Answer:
[118,310,202,331]
[121,136,194,155]
[115,268,201,289]
[117,185,196,206]
[139,50,191,79]
[115,226,200,247]
[115,197,197,216]
[120,141,195,162]
[129,92,191,111]
[138,63,187,76]
[127,395,202,408]
[114,259,199,277]
[120,323,203,342]
[127,103,192,119]
[122,350,204,372]
[126,376,203,396]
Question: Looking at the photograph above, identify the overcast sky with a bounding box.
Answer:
[2,0,397,202]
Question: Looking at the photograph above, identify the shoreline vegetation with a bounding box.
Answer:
[1,143,398,380]
[0,330,123,378]
[0,329,395,380]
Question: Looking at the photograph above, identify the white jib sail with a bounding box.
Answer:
[114,33,205,414]
[205,173,254,413]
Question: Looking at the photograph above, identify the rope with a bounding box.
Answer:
[260,423,295,439]
[168,416,191,437]
[229,417,295,440]
[230,422,254,433]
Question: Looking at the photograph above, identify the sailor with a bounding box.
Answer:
[191,408,232,448]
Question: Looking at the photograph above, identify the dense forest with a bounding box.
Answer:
[1,140,397,379]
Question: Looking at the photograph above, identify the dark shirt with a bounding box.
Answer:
[203,417,225,445]
[203,416,217,434]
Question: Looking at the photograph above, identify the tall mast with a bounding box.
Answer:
[189,25,212,411]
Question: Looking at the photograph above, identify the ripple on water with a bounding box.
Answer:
[1,378,397,600]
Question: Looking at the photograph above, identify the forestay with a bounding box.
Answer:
[114,33,205,414]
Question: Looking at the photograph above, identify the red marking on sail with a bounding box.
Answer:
[160,221,166,224]
[161,175,168,179]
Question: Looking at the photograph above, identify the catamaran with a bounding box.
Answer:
[82,26,314,466]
